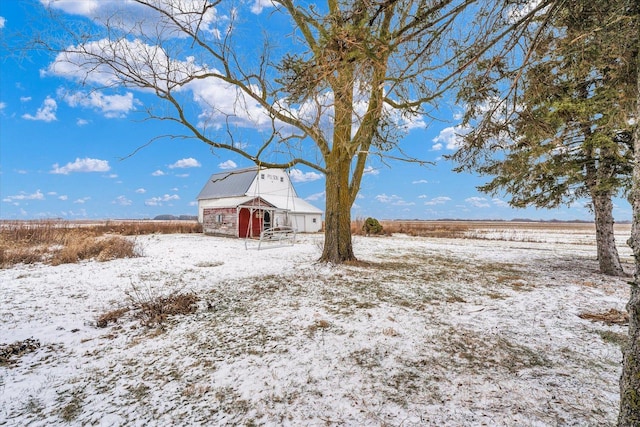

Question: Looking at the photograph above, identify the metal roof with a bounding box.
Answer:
[261,195,323,214]
[196,168,257,200]
[199,196,277,209]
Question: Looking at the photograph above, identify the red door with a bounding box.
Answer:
[238,208,263,238]
[238,208,250,238]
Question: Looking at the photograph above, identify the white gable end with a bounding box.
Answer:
[246,169,297,198]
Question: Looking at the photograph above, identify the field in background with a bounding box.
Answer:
[2,218,633,267]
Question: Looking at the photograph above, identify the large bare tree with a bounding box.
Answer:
[35,0,548,263]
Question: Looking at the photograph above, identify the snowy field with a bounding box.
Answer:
[0,225,632,426]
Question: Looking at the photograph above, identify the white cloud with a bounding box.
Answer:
[74,197,91,204]
[113,195,132,206]
[363,166,379,176]
[152,170,166,176]
[251,0,274,14]
[169,157,201,169]
[58,195,68,201]
[59,89,137,118]
[305,191,325,201]
[20,96,32,102]
[40,0,100,15]
[135,188,146,194]
[492,198,510,208]
[145,194,180,206]
[466,197,490,208]
[76,118,89,126]
[22,97,57,122]
[0,16,5,29]
[218,160,237,170]
[289,169,323,183]
[424,196,451,206]
[412,179,429,184]
[51,157,110,174]
[375,194,414,206]
[0,102,5,111]
[2,190,45,203]
[432,126,466,151]
[40,0,222,39]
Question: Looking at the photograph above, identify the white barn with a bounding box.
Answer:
[196,167,323,237]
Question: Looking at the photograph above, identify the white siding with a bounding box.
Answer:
[246,169,295,198]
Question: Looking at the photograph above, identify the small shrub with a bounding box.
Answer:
[362,217,384,236]
[126,283,200,326]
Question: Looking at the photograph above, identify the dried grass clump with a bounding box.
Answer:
[135,293,200,326]
[124,283,201,327]
[0,338,41,366]
[50,235,140,265]
[0,220,157,268]
[579,308,629,325]
[98,287,200,328]
[0,246,45,268]
[96,307,131,328]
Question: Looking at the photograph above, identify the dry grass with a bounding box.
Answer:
[352,219,471,238]
[124,282,201,327]
[0,220,201,268]
[0,338,41,366]
[96,307,131,328]
[97,288,200,328]
[579,308,629,325]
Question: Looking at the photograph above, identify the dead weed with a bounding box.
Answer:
[0,338,41,366]
[579,308,629,325]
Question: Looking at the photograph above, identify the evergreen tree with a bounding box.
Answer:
[452,0,636,276]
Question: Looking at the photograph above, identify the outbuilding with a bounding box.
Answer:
[196,167,323,237]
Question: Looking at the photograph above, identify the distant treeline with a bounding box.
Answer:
[153,215,198,221]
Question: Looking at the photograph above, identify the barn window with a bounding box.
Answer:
[261,173,265,179]
[312,218,317,223]
[216,214,223,223]
[280,177,283,182]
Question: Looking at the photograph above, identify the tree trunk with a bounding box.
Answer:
[592,191,625,276]
[320,154,356,263]
[619,33,640,424]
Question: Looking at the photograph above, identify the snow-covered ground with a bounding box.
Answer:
[1,227,632,426]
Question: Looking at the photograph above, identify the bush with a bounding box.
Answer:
[362,217,384,236]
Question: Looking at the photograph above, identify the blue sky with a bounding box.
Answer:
[0,1,631,222]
